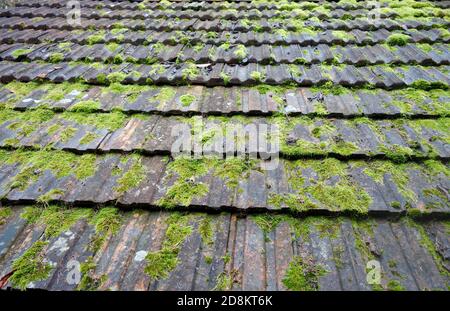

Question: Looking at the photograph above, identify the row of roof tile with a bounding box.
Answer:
[2,83,448,117]
[1,28,447,47]
[0,207,448,290]
[0,149,448,213]
[1,110,449,159]
[1,15,448,32]
[0,61,449,88]
[1,42,449,66]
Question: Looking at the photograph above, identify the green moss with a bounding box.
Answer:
[250,71,265,82]
[181,62,200,81]
[157,157,211,208]
[68,100,101,113]
[112,54,124,64]
[4,81,40,101]
[410,79,448,91]
[6,150,97,190]
[282,256,327,291]
[199,215,214,246]
[0,207,12,225]
[11,48,32,59]
[42,82,87,102]
[96,73,107,85]
[77,257,107,290]
[86,32,105,45]
[312,81,349,95]
[60,126,77,142]
[4,108,55,136]
[351,218,376,261]
[213,157,257,189]
[106,72,127,84]
[37,188,65,204]
[361,160,416,204]
[387,280,405,291]
[106,42,120,52]
[114,154,146,195]
[378,144,414,163]
[252,214,284,241]
[79,132,99,145]
[234,44,248,60]
[213,272,233,291]
[179,94,196,107]
[151,87,177,109]
[49,52,64,63]
[423,160,450,177]
[61,111,128,131]
[271,159,371,214]
[21,205,93,238]
[406,219,450,280]
[9,240,52,290]
[332,30,355,41]
[386,34,411,46]
[88,207,122,252]
[220,72,231,85]
[145,213,193,279]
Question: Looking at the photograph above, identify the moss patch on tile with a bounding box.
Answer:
[282,255,327,291]
[144,213,193,279]
[9,240,52,290]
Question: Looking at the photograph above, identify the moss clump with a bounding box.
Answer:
[88,207,122,252]
[250,71,265,82]
[406,219,450,280]
[11,48,32,59]
[68,100,101,113]
[387,280,405,291]
[220,72,231,85]
[113,154,146,195]
[60,126,77,142]
[360,160,417,204]
[0,207,12,225]
[213,157,257,189]
[21,205,93,238]
[282,256,327,291]
[37,188,65,204]
[181,62,200,81]
[234,44,248,60]
[106,72,127,84]
[378,144,414,163]
[386,34,410,46]
[410,80,448,91]
[199,216,214,246]
[270,159,372,214]
[77,257,107,290]
[145,213,193,279]
[151,87,177,108]
[106,42,120,52]
[179,94,196,107]
[332,30,355,41]
[49,53,64,63]
[42,82,87,102]
[86,32,105,45]
[4,81,40,100]
[4,108,55,136]
[312,81,349,95]
[79,132,99,145]
[61,111,128,131]
[9,241,52,290]
[213,270,238,291]
[252,214,284,241]
[158,157,210,208]
[6,150,97,190]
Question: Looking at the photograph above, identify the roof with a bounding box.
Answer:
[0,0,449,291]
